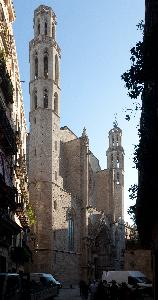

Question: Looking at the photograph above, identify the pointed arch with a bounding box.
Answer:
[43,89,48,108]
[34,90,37,109]
[54,92,58,114]
[44,50,48,78]
[45,21,47,35]
[66,208,75,250]
[34,52,38,79]
[52,25,55,39]
[37,19,40,35]
[55,54,59,84]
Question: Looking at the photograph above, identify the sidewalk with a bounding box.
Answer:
[57,287,82,300]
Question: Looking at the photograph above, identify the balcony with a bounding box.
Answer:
[15,130,22,148]
[0,57,14,104]
[10,241,32,264]
[0,108,17,154]
[0,173,18,211]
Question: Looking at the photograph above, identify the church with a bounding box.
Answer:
[28,5,125,285]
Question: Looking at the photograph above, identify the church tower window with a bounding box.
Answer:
[117,155,119,168]
[37,19,40,35]
[43,89,48,108]
[34,53,38,79]
[44,53,48,78]
[52,25,55,39]
[67,213,74,251]
[116,172,120,184]
[34,90,37,109]
[45,22,47,35]
[54,92,58,114]
[55,55,59,84]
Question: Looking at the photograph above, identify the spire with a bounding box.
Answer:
[113,113,118,128]
[81,127,89,146]
[82,126,87,137]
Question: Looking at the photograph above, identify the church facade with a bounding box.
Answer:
[28,5,125,285]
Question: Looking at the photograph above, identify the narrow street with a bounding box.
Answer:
[56,288,153,300]
[56,287,82,300]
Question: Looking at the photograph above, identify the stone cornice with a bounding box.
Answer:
[29,37,61,58]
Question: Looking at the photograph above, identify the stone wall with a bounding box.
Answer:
[95,170,110,213]
[61,138,82,198]
[124,249,152,280]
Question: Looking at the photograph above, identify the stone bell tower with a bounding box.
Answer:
[28,5,61,272]
[106,121,124,220]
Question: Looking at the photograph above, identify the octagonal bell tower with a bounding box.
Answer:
[28,5,61,272]
[106,121,124,221]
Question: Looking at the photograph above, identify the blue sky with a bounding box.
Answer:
[13,0,144,223]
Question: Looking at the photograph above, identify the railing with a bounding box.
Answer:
[0,21,14,57]
[0,57,14,104]
[0,174,18,211]
[0,108,17,154]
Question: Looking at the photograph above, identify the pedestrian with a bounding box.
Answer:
[110,280,119,300]
[79,280,85,296]
[81,281,89,300]
[95,280,106,300]
[89,280,97,300]
[119,282,130,300]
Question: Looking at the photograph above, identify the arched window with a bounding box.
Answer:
[117,135,119,146]
[52,25,55,39]
[111,154,113,165]
[43,89,48,108]
[34,52,38,79]
[54,93,58,114]
[67,210,74,250]
[34,90,37,109]
[45,22,47,35]
[44,54,48,78]
[117,155,120,168]
[55,55,59,84]
[37,20,40,35]
[116,172,120,184]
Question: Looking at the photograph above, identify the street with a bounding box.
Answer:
[56,287,82,300]
[56,287,153,300]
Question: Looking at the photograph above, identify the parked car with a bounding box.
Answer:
[28,273,58,297]
[51,275,62,293]
[0,273,22,300]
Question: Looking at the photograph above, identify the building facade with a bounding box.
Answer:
[28,5,125,285]
[0,0,31,272]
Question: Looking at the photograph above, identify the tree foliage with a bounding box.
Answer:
[121,22,144,224]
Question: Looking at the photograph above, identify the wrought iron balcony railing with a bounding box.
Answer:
[0,108,17,154]
[0,173,18,211]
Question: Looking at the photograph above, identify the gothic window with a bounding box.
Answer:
[55,141,57,151]
[54,92,58,114]
[55,171,57,181]
[34,53,38,79]
[117,135,119,146]
[44,54,48,78]
[43,89,48,108]
[117,155,119,168]
[67,211,74,251]
[112,136,114,146]
[55,55,59,84]
[54,200,57,210]
[52,25,55,39]
[34,90,37,109]
[111,154,113,165]
[37,20,40,35]
[45,22,47,35]
[116,172,120,184]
